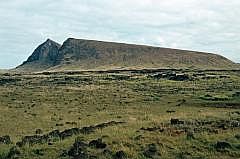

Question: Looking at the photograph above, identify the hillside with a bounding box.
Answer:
[16,38,237,72]
[16,39,61,72]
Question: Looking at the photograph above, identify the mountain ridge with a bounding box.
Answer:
[16,38,238,72]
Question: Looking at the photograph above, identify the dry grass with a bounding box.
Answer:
[0,69,239,158]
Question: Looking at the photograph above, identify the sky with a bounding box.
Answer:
[0,0,240,69]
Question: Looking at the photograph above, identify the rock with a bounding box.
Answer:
[0,135,11,144]
[232,92,240,98]
[60,128,80,139]
[33,149,44,156]
[166,110,176,113]
[215,141,232,149]
[16,39,61,71]
[235,134,240,140]
[7,146,21,158]
[150,72,190,81]
[68,138,88,158]
[60,150,68,157]
[114,151,127,159]
[36,129,43,134]
[89,138,107,149]
[103,149,113,155]
[16,121,125,147]
[19,135,49,146]
[186,131,195,140]
[143,143,158,158]
[48,130,60,138]
[140,127,164,132]
[169,74,190,81]
[56,123,64,126]
[170,118,184,125]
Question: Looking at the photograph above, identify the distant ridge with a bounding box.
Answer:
[16,38,238,72]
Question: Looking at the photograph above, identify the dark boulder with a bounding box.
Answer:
[170,119,184,125]
[166,110,176,113]
[68,138,88,158]
[7,146,21,158]
[0,135,11,144]
[103,149,113,156]
[215,141,232,149]
[33,149,44,156]
[79,126,95,134]
[48,130,60,138]
[169,74,190,81]
[21,135,48,146]
[150,72,190,81]
[89,138,107,149]
[235,134,240,140]
[186,131,195,140]
[60,128,80,139]
[36,129,43,134]
[114,151,127,159]
[143,143,158,158]
[140,127,164,132]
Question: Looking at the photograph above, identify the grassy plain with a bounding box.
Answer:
[0,69,239,158]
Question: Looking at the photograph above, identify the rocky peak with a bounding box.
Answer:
[25,39,61,63]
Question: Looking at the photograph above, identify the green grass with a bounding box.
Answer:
[0,69,239,158]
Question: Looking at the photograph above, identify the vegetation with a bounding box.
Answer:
[0,69,239,158]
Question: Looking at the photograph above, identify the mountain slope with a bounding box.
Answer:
[16,39,61,71]
[16,38,237,72]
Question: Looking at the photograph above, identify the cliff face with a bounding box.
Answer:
[16,38,237,72]
[16,39,61,71]
[26,39,61,63]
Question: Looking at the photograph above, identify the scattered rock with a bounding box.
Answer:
[134,135,143,140]
[170,118,184,125]
[7,146,21,158]
[103,149,113,156]
[140,127,164,132]
[166,110,176,113]
[215,141,232,150]
[56,123,64,126]
[169,74,190,81]
[232,111,240,115]
[0,135,11,144]
[36,129,43,134]
[232,92,240,98]
[16,121,124,147]
[66,121,77,125]
[186,131,195,140]
[89,138,107,149]
[150,72,190,81]
[235,134,240,140]
[68,138,88,158]
[0,78,21,85]
[33,149,44,156]
[48,130,60,138]
[143,143,159,158]
[176,99,186,106]
[114,151,127,159]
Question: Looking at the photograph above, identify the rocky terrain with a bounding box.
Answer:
[1,38,239,158]
[0,69,239,158]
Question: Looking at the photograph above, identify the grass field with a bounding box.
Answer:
[0,69,240,159]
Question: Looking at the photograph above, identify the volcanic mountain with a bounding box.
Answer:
[16,38,237,72]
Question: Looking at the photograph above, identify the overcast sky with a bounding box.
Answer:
[0,0,239,68]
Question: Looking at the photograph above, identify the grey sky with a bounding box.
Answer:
[0,0,239,69]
